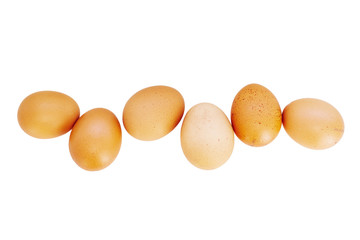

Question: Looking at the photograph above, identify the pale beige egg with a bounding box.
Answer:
[181,103,234,170]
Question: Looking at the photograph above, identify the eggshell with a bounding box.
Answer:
[123,85,185,141]
[69,108,122,171]
[231,83,282,147]
[282,98,344,150]
[18,91,80,139]
[181,103,234,170]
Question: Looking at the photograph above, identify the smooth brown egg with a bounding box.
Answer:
[123,85,185,141]
[231,83,282,147]
[18,91,80,139]
[282,98,344,150]
[181,103,234,170]
[69,108,122,171]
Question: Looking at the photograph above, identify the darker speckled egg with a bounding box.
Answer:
[231,84,282,147]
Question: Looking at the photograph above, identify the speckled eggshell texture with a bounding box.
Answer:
[231,84,282,147]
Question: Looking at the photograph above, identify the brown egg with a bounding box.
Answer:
[282,98,344,150]
[123,85,185,141]
[18,91,80,139]
[231,83,282,146]
[181,103,234,170]
[69,108,122,171]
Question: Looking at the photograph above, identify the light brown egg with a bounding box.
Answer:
[282,98,344,150]
[231,83,282,147]
[123,85,185,141]
[18,91,80,139]
[69,108,122,171]
[181,103,234,170]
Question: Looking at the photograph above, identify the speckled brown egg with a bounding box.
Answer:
[123,85,185,141]
[231,84,282,147]
[69,108,122,171]
[282,98,344,150]
[18,91,80,139]
[181,103,234,170]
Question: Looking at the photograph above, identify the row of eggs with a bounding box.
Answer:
[17,84,344,171]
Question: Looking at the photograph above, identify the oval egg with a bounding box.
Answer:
[123,85,185,141]
[18,91,80,139]
[181,103,234,170]
[231,83,282,147]
[282,98,344,150]
[69,108,122,171]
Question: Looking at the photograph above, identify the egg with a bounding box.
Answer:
[123,85,185,141]
[18,91,80,139]
[282,98,344,150]
[69,108,122,171]
[231,83,282,147]
[181,103,234,170]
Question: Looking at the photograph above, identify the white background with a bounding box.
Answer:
[1,0,359,239]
